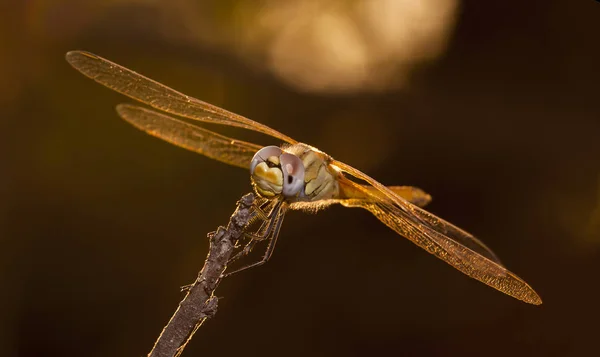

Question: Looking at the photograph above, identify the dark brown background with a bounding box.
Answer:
[1,1,599,356]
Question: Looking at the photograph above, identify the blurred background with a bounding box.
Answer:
[1,0,599,356]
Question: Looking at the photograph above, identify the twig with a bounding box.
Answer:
[147,193,255,357]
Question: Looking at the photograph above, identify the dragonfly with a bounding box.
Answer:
[65,50,542,305]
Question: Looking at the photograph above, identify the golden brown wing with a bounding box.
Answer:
[332,161,541,305]
[342,184,432,209]
[65,51,297,144]
[117,104,261,169]
[289,186,431,213]
[334,161,502,264]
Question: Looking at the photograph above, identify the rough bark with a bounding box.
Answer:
[147,193,255,357]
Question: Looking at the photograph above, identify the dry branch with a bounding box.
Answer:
[147,193,255,357]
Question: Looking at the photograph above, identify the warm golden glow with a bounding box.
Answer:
[242,0,460,93]
[32,0,459,94]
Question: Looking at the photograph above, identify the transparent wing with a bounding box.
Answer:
[66,50,297,144]
[289,186,432,212]
[334,161,501,264]
[332,161,541,305]
[344,184,432,208]
[116,104,262,169]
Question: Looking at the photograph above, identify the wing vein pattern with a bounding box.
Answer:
[334,162,541,305]
[66,51,297,144]
[117,104,261,169]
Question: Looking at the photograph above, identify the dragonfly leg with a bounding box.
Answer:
[244,209,279,241]
[251,198,277,221]
[227,200,281,261]
[222,207,285,277]
[227,238,258,265]
[252,205,269,221]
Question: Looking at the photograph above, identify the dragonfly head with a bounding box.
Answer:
[250,146,305,199]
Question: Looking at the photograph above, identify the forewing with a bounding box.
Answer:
[333,161,541,305]
[66,51,297,144]
[117,104,261,169]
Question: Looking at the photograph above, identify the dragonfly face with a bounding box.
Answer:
[250,146,305,199]
[65,50,542,305]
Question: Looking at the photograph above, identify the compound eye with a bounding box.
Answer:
[250,146,283,173]
[280,153,305,197]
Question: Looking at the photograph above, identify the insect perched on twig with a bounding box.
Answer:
[66,51,542,305]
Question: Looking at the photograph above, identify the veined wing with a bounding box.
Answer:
[343,184,432,209]
[117,104,262,169]
[289,185,432,212]
[65,51,297,144]
[332,161,541,305]
[334,161,501,264]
